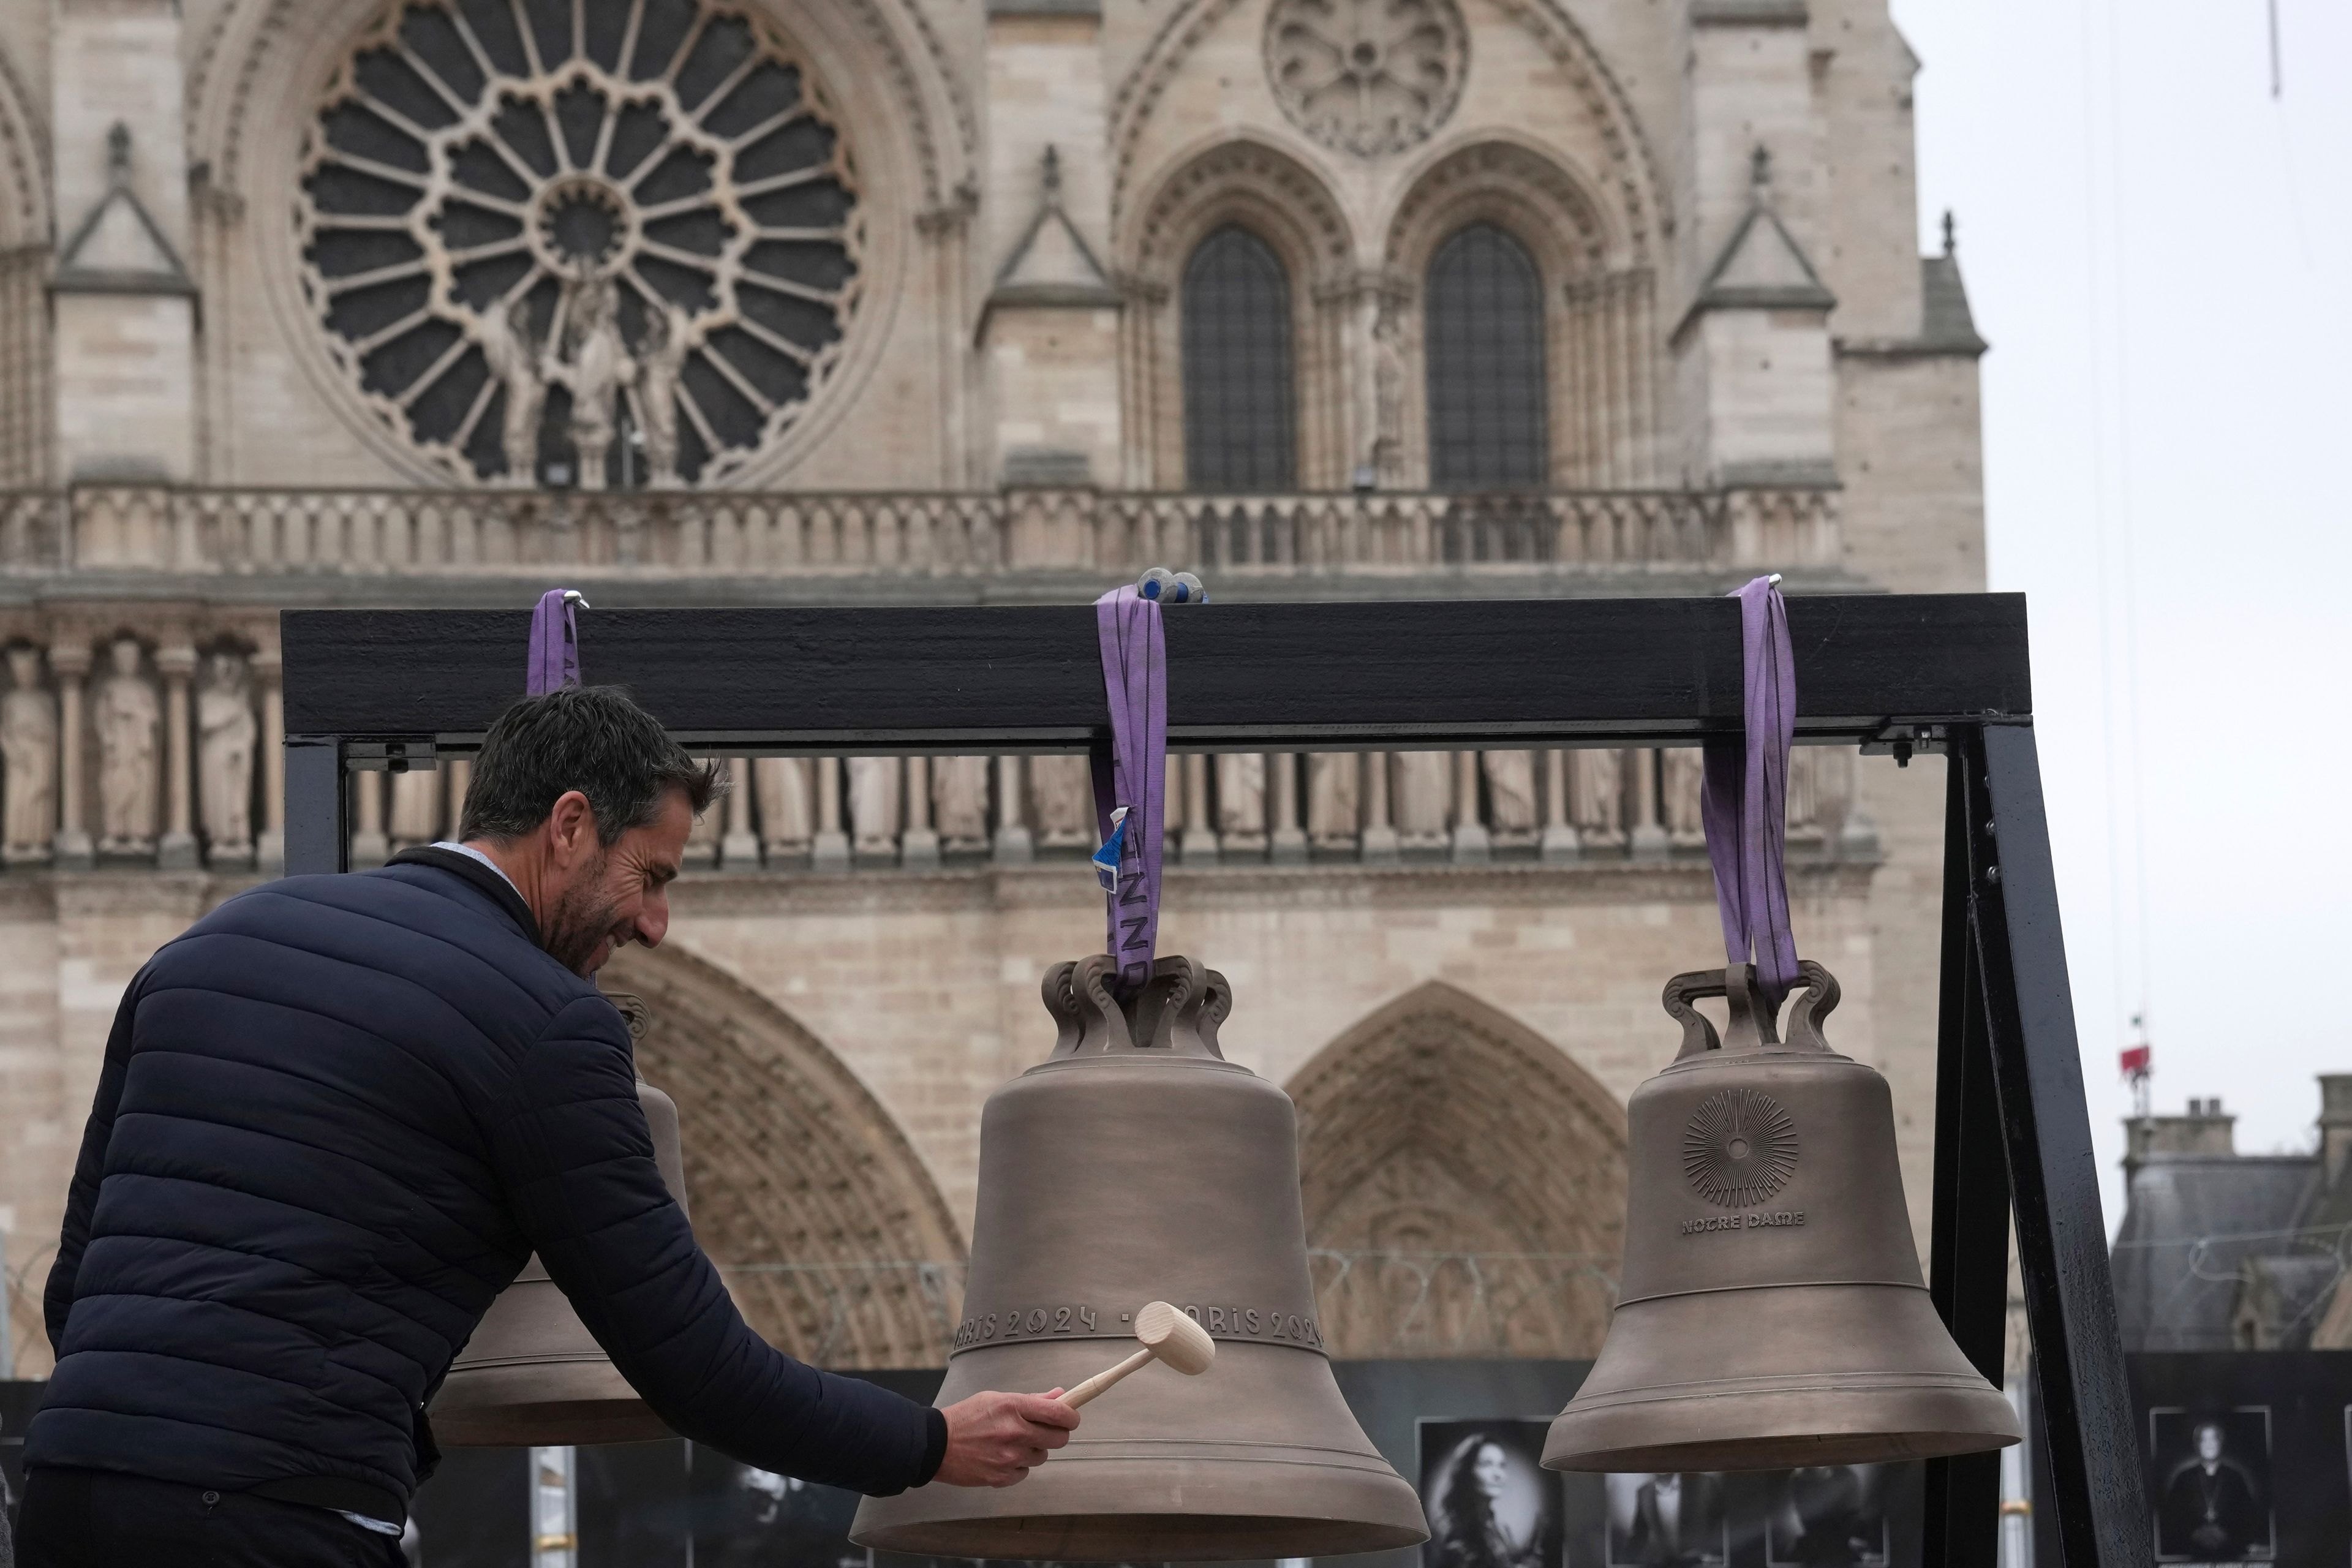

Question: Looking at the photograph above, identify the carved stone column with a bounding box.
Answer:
[349,770,388,870]
[1449,751,1488,864]
[50,638,93,869]
[900,755,941,870]
[1269,753,1306,865]
[722,756,761,869]
[992,755,1033,864]
[256,649,285,874]
[1541,749,1578,862]
[156,643,198,870]
[1630,748,1669,861]
[1359,752,1397,864]
[812,756,850,872]
[1181,753,1218,865]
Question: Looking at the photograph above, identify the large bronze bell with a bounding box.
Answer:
[433,995,690,1446]
[1544,961,2021,1473]
[850,956,1429,1562]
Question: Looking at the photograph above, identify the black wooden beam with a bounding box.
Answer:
[1961,725,2150,1566]
[281,593,2028,751]
[1923,754,2015,1568]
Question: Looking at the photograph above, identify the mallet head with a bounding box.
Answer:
[1134,1301,1216,1375]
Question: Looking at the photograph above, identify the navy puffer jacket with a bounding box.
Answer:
[31,851,944,1519]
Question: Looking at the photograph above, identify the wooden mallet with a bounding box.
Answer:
[1058,1301,1216,1408]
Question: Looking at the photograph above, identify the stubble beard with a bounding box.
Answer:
[543,855,622,976]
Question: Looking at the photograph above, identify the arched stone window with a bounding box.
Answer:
[1423,222,1548,489]
[1180,225,1297,491]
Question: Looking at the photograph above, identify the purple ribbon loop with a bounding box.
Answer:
[527,588,584,696]
[1092,586,1168,997]
[1700,576,1800,1008]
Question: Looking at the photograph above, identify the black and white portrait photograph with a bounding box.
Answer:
[1765,1465,1891,1567]
[2150,1408,2274,1563]
[1602,1472,1727,1567]
[1420,1419,1564,1568]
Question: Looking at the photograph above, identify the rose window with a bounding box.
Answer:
[1265,0,1467,159]
[297,0,863,487]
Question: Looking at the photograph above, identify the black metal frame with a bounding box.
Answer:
[279,592,2147,1566]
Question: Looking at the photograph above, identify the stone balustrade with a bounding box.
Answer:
[0,483,1841,580]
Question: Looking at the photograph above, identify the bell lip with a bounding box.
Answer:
[1542,1378,2023,1475]
[850,1453,1430,1562]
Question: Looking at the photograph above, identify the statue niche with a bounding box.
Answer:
[1,646,56,864]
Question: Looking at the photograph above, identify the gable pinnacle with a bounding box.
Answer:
[1041,145,1063,209]
[1942,209,1958,257]
[107,122,132,186]
[1750,143,1771,196]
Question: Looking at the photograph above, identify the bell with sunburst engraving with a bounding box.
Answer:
[1542,960,2022,1473]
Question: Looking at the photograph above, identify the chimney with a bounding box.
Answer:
[2125,1097,2236,1177]
[2320,1076,2352,1186]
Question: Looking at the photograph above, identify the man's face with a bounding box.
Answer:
[2196,1425,2223,1464]
[541,787,692,976]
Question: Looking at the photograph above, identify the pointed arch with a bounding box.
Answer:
[1287,981,1626,1357]
[602,941,966,1368]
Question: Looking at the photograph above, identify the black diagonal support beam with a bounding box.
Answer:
[1959,723,2149,1566]
[281,593,2029,752]
[1923,753,2015,1568]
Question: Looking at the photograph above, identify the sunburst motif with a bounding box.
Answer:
[1681,1088,1798,1208]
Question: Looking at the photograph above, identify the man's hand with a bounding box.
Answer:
[934,1389,1080,1487]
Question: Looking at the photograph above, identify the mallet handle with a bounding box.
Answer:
[1060,1346,1155,1409]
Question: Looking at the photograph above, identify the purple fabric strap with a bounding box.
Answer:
[1700,576,1800,1007]
[1091,586,1168,995]
[527,589,582,696]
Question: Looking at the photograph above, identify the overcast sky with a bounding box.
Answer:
[1889,0,2352,1227]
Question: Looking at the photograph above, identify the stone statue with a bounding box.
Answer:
[1391,751,1449,846]
[932,755,990,851]
[95,636,159,855]
[1,645,56,863]
[755,756,813,855]
[387,766,443,850]
[1785,748,1822,841]
[1215,753,1266,847]
[196,650,258,858]
[562,274,633,492]
[1662,747,1705,847]
[1573,748,1626,847]
[635,300,693,488]
[848,756,902,854]
[1306,753,1358,850]
[1028,754,1094,848]
[1483,751,1538,842]
[1371,300,1408,484]
[478,294,548,486]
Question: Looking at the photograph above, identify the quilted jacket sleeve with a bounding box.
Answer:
[491,994,945,1494]
[46,974,145,1356]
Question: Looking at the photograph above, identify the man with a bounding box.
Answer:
[2158,1420,2261,1561]
[23,687,1076,1566]
[1623,1472,1724,1567]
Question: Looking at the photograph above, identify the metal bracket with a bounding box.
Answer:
[1860,722,1949,765]
[343,737,440,773]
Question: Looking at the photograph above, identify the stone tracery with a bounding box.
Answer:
[1291,981,1627,1358]
[296,0,864,486]
[1264,0,1467,159]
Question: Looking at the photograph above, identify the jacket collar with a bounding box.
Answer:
[387,845,541,946]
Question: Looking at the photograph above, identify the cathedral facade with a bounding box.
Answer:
[0,0,1985,1373]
